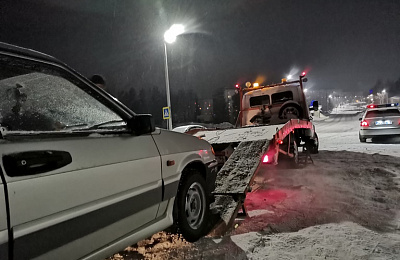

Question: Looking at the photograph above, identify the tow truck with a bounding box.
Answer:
[193,72,319,230]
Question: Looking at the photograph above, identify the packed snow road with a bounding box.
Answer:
[107,115,400,260]
[316,114,400,156]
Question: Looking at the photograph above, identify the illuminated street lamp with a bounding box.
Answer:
[163,24,185,130]
[382,89,388,103]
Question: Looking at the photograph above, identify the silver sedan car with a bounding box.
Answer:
[359,103,400,142]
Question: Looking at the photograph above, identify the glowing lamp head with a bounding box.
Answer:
[164,24,185,44]
[253,83,259,87]
[301,71,306,77]
[235,84,239,89]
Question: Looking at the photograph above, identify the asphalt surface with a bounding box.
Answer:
[108,115,400,260]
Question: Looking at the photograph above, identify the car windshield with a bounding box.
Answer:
[0,58,124,132]
[271,91,294,104]
[1,1,400,259]
[250,95,270,107]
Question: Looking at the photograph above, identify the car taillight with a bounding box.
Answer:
[360,120,369,127]
[262,154,269,163]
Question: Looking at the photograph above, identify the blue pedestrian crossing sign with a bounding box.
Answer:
[163,107,170,119]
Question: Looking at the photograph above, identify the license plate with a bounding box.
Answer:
[375,120,392,125]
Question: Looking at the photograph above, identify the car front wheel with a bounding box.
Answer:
[175,169,210,242]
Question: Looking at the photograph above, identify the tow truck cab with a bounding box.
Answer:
[237,75,315,127]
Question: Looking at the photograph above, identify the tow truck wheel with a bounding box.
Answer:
[175,169,210,242]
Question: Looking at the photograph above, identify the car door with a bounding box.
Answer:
[0,169,9,260]
[0,52,162,259]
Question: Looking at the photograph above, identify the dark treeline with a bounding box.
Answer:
[114,87,239,128]
[371,76,400,96]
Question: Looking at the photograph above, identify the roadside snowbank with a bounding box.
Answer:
[231,222,400,259]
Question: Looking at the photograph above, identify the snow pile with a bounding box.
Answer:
[311,112,329,121]
[231,222,400,259]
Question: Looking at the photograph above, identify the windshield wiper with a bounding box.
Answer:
[87,120,126,130]
[62,123,88,130]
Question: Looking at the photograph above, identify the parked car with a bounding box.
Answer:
[359,103,400,142]
[0,42,218,260]
[172,124,207,133]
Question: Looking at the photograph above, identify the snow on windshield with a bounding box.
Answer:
[0,72,121,131]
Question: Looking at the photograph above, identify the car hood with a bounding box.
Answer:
[151,128,213,156]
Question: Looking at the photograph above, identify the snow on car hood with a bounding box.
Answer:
[152,128,213,156]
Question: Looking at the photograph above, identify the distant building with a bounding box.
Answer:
[224,89,236,123]
[197,99,213,123]
[390,96,400,104]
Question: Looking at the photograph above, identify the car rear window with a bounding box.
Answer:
[271,91,293,104]
[365,109,400,118]
[250,95,270,107]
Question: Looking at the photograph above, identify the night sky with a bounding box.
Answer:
[1,0,399,98]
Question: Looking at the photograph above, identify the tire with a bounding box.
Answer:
[359,133,366,143]
[309,133,319,154]
[279,104,303,120]
[174,170,209,242]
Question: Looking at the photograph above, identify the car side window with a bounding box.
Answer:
[271,91,293,104]
[0,55,126,133]
[250,95,270,107]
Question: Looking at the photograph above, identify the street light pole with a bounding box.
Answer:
[164,42,173,130]
[163,24,184,130]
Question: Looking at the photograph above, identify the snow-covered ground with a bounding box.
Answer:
[329,104,364,115]
[315,115,400,157]
[107,115,400,260]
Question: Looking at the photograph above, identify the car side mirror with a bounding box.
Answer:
[313,101,319,111]
[302,78,308,82]
[128,114,155,135]
[359,117,362,121]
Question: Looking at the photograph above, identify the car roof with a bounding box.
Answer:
[0,42,66,67]
[366,107,399,111]
[172,125,205,133]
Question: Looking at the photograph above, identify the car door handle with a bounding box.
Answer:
[3,150,72,177]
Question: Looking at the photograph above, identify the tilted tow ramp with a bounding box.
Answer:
[193,119,315,232]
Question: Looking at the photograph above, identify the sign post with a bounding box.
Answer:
[163,107,171,129]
